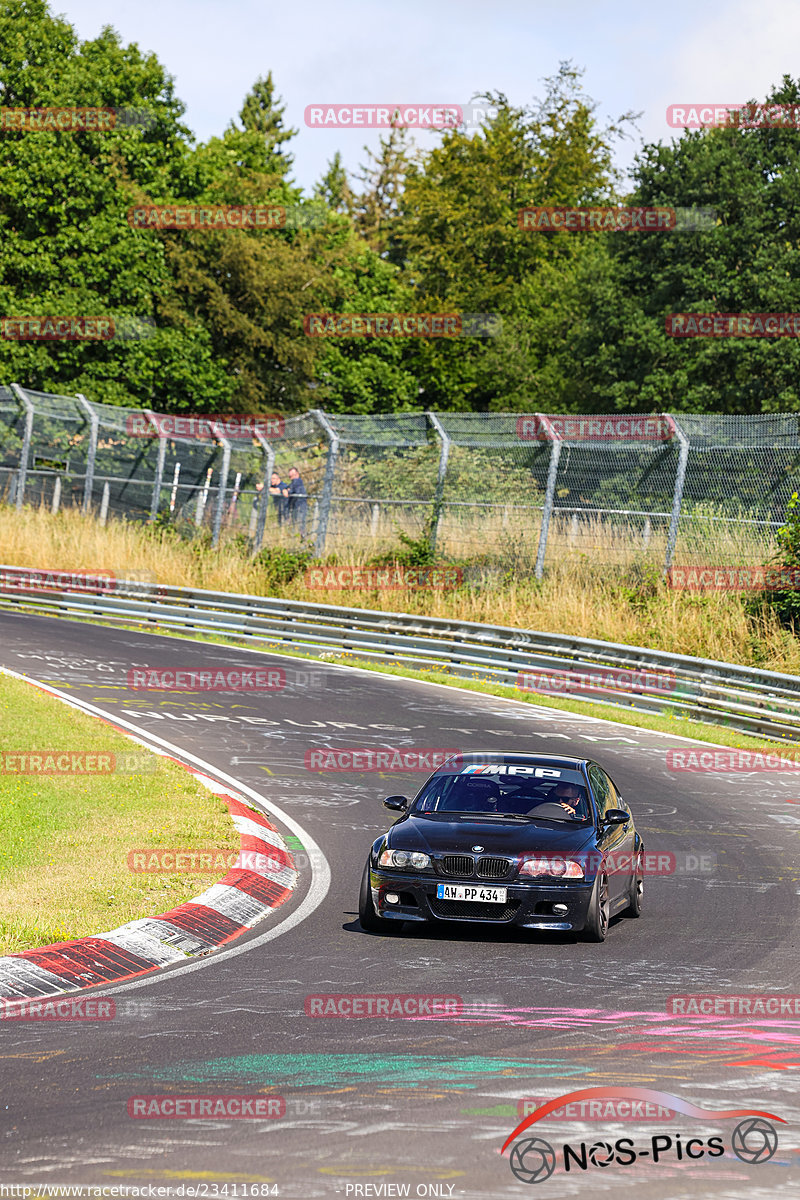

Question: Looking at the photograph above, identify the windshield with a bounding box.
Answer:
[411,764,591,821]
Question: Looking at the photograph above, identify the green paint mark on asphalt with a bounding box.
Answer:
[106,1054,587,1088]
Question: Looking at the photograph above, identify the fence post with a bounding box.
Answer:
[76,393,98,515]
[168,462,181,513]
[51,476,61,515]
[196,467,212,526]
[148,413,167,522]
[663,414,689,577]
[210,423,231,547]
[252,431,275,552]
[99,480,110,525]
[426,412,450,554]
[10,384,34,511]
[312,409,339,557]
[533,413,563,579]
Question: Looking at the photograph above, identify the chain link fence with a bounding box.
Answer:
[0,386,797,573]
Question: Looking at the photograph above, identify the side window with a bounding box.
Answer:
[587,764,611,818]
[604,772,621,809]
[607,773,628,812]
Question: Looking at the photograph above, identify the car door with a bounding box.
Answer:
[603,768,637,891]
[587,763,630,902]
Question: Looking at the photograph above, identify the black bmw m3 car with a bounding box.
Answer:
[358,752,644,942]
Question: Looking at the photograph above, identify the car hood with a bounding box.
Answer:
[386,814,596,855]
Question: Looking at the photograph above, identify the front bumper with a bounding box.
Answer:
[370,866,594,931]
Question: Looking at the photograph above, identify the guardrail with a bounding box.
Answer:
[0,565,799,743]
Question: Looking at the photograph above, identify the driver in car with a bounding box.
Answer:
[551,781,583,816]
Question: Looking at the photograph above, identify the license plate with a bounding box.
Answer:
[436,883,507,903]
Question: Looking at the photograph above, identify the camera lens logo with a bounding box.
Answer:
[588,1140,615,1167]
[509,1137,556,1184]
[731,1117,778,1164]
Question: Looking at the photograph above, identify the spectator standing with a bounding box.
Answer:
[286,465,308,534]
[269,471,288,525]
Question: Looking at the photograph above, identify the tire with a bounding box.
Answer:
[358,862,402,934]
[623,846,644,918]
[582,870,610,942]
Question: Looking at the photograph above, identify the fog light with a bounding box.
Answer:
[385,892,400,904]
[553,903,568,914]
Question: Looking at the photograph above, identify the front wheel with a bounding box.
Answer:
[582,871,610,942]
[358,862,402,934]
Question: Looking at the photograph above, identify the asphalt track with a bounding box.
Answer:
[0,608,798,1198]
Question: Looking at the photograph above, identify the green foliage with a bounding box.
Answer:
[7,6,800,420]
[776,491,800,562]
[368,530,438,569]
[762,491,800,627]
[252,544,314,586]
[571,75,800,413]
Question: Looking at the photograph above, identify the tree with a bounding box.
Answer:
[236,72,297,179]
[351,126,411,258]
[314,151,355,215]
[0,0,231,409]
[392,65,634,410]
[570,75,800,413]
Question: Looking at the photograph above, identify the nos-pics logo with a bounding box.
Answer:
[502,1087,784,1183]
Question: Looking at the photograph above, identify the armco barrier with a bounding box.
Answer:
[0,566,799,742]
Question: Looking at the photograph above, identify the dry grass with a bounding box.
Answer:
[0,501,798,674]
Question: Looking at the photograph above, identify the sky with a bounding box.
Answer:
[52,0,800,193]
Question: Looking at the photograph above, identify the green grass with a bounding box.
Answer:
[0,673,240,954]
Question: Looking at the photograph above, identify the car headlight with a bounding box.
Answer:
[379,849,431,870]
[519,855,585,880]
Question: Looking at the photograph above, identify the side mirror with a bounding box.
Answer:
[604,808,630,825]
[383,795,408,811]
